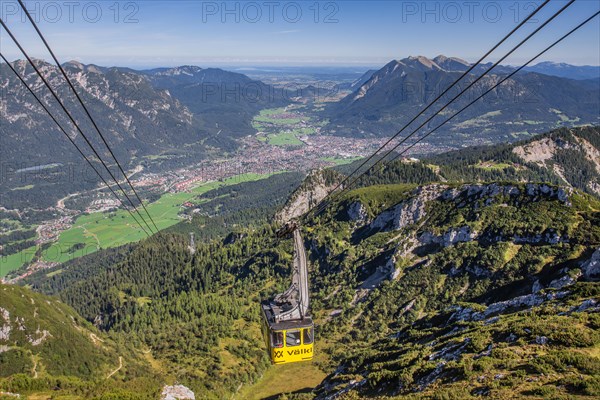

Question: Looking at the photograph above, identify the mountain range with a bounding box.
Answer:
[524,61,600,80]
[0,60,289,207]
[2,56,598,206]
[143,65,289,141]
[324,55,599,143]
[0,60,286,167]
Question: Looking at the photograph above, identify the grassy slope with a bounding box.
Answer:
[236,362,327,400]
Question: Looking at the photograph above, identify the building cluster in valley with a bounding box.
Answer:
[134,140,410,195]
[130,133,447,194]
[36,216,73,244]
[2,109,454,283]
[86,198,121,213]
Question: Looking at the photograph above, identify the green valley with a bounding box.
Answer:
[253,107,316,148]
[1,173,278,278]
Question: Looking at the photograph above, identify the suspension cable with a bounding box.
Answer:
[0,18,157,235]
[15,0,160,233]
[0,53,151,237]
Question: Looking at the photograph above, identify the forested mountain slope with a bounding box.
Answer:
[0,60,204,169]
[354,126,600,197]
[308,182,600,399]
[16,228,292,399]
[0,283,159,398]
[0,59,204,208]
[13,179,600,399]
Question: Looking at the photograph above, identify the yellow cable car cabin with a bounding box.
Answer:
[261,225,314,364]
[261,305,314,364]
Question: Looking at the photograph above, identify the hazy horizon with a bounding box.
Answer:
[2,56,599,72]
[1,1,599,68]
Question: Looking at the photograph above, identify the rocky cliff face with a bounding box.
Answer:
[512,128,600,196]
[275,169,343,224]
[582,247,600,280]
[369,185,446,232]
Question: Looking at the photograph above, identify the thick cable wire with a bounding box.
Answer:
[0,18,156,235]
[0,53,151,237]
[308,0,576,218]
[16,0,160,233]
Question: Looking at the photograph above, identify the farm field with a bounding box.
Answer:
[253,107,316,147]
[0,245,36,277]
[265,132,304,146]
[321,156,363,166]
[253,107,303,126]
[41,173,274,264]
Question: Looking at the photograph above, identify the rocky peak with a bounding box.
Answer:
[433,55,471,71]
[63,60,85,70]
[404,55,442,70]
[275,169,342,224]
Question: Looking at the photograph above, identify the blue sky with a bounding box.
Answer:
[1,0,599,68]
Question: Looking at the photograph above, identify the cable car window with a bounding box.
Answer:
[271,331,283,348]
[286,330,301,347]
[303,327,313,344]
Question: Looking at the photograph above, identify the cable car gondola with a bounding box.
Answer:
[261,224,314,364]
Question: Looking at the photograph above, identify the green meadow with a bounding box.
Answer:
[321,156,363,166]
[252,108,312,147]
[266,132,304,146]
[0,246,37,277]
[0,173,274,276]
[253,107,302,126]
